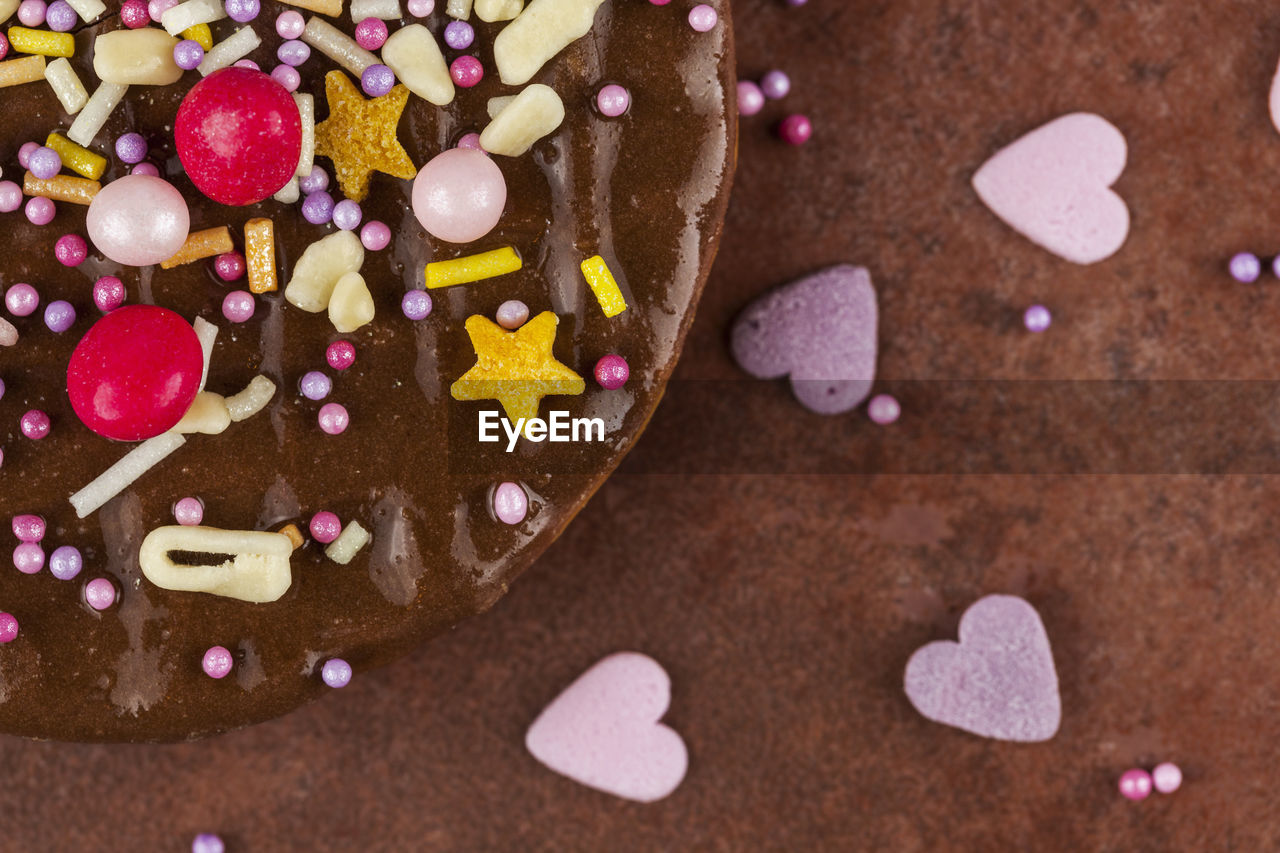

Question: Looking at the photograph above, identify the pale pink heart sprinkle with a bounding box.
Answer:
[972,112,1129,265]
[904,594,1061,742]
[526,652,688,803]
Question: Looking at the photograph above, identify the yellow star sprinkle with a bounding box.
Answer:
[313,70,417,203]
[451,312,585,423]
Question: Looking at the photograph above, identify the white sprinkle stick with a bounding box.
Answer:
[197,26,261,76]
[70,433,187,518]
[67,81,127,146]
[302,17,376,77]
[193,315,218,391]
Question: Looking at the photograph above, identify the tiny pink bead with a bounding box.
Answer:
[326,340,356,370]
[93,275,125,312]
[84,578,116,610]
[360,220,391,251]
[1118,768,1153,801]
[455,132,482,150]
[270,64,301,92]
[25,196,55,226]
[492,481,528,525]
[275,9,304,38]
[0,613,18,643]
[495,299,529,330]
[778,113,813,145]
[0,180,22,212]
[309,510,342,543]
[649,0,671,5]
[593,354,629,390]
[737,80,765,116]
[354,16,387,49]
[18,142,38,169]
[867,394,900,425]
[5,283,39,316]
[17,0,46,26]
[596,84,630,117]
[13,542,44,574]
[406,0,433,16]
[233,59,260,70]
[54,233,88,266]
[1152,762,1182,794]
[173,497,204,526]
[214,251,246,282]
[12,514,45,542]
[688,3,718,31]
[119,0,149,27]
[20,409,50,440]
[131,162,160,177]
[0,33,7,60]
[222,290,255,323]
[147,0,177,22]
[202,645,234,678]
[450,55,484,88]
[317,403,349,435]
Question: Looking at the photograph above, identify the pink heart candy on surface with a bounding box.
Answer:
[973,112,1129,265]
[904,594,1061,743]
[526,652,688,803]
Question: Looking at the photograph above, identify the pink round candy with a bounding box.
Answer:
[221,290,255,323]
[455,132,482,150]
[596,84,630,117]
[20,409,50,440]
[12,514,45,542]
[215,252,246,281]
[84,578,116,610]
[1152,762,1182,794]
[131,162,161,177]
[593,354,629,389]
[688,3,718,31]
[148,0,176,21]
[202,645,234,678]
[318,402,349,435]
[411,148,507,244]
[326,340,356,370]
[867,393,900,425]
[354,16,387,49]
[86,175,190,267]
[0,180,21,212]
[93,276,125,312]
[778,113,812,145]
[5,283,39,316]
[495,299,528,329]
[449,55,484,88]
[360,220,391,251]
[270,64,301,92]
[406,0,432,15]
[492,481,528,525]
[25,196,55,226]
[54,233,88,266]
[309,510,341,543]
[275,9,304,37]
[173,496,204,525]
[0,613,18,644]
[1118,768,1153,801]
[13,542,44,574]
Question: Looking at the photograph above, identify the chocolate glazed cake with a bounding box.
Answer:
[0,0,735,740]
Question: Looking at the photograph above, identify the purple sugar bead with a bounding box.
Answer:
[43,300,76,333]
[1230,252,1261,283]
[301,190,335,224]
[224,0,258,22]
[45,1,77,31]
[298,370,332,401]
[28,146,61,180]
[492,481,528,525]
[361,63,395,97]
[495,299,528,329]
[760,69,791,99]
[48,545,83,580]
[202,645,234,678]
[332,199,362,231]
[401,290,432,320]
[1023,304,1052,333]
[192,834,225,853]
[173,39,205,70]
[321,657,352,688]
[298,165,329,194]
[5,282,38,316]
[114,132,148,164]
[443,19,474,49]
[0,613,17,643]
[276,38,310,66]
[13,542,44,574]
[233,59,259,70]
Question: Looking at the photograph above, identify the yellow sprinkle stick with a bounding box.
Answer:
[8,27,75,58]
[580,255,628,318]
[0,54,45,88]
[46,132,105,180]
[161,226,233,269]
[244,217,278,293]
[181,22,213,50]
[23,171,99,204]
[426,246,522,289]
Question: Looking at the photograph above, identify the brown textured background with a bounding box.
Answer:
[5,0,1279,848]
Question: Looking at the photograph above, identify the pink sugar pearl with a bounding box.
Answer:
[271,64,301,93]
[0,613,18,643]
[688,3,717,31]
[411,148,507,243]
[25,196,55,226]
[148,0,176,21]
[275,9,304,38]
[173,496,204,525]
[354,16,387,49]
[55,233,88,266]
[1152,762,1182,794]
[360,220,391,251]
[20,409,50,440]
[596,84,630,117]
[778,113,812,145]
[131,162,161,177]
[221,290,255,323]
[86,175,190,267]
[406,0,432,14]
[326,340,356,370]
[84,578,116,610]
[737,80,765,116]
[867,394,900,425]
[0,180,22,212]
[449,55,484,88]
[12,514,45,542]
[455,132,482,150]
[495,299,529,330]
[492,481,528,525]
[214,251,246,281]
[593,354,629,390]
[318,402,349,435]
[13,542,44,574]
[5,282,39,316]
[309,510,342,543]
[202,645,234,678]
[93,275,125,312]
[1118,768,1153,801]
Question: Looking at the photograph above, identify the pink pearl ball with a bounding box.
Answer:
[0,612,18,643]
[147,0,176,21]
[173,496,204,525]
[867,394,900,425]
[13,542,44,574]
[309,510,342,543]
[17,0,47,27]
[214,251,246,281]
[0,180,22,212]
[354,16,387,49]
[360,220,391,251]
[233,58,260,71]
[778,113,813,145]
[202,645,234,678]
[221,290,255,323]
[411,148,507,244]
[84,578,116,610]
[20,409,50,440]
[86,175,191,266]
[688,3,718,31]
[406,0,432,15]
[596,84,630,117]
[738,80,765,116]
[593,354,629,389]
[275,9,303,38]
[54,233,88,266]
[326,340,356,370]
[1152,762,1182,794]
[318,402,349,435]
[1118,768,1153,801]
[131,162,161,177]
[12,514,44,542]
[492,481,528,525]
[449,55,484,88]
[495,299,528,330]
[5,283,39,316]
[25,196,55,226]
[270,64,301,92]
[455,132,483,150]
[93,275,125,312]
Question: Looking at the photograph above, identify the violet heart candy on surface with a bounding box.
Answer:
[525,652,689,803]
[903,594,1061,742]
[730,264,877,415]
[972,112,1130,265]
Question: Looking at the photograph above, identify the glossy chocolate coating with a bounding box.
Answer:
[0,1,735,740]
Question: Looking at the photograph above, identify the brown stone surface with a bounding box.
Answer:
[3,0,1276,848]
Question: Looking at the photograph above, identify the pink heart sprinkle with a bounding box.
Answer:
[526,652,688,803]
[904,595,1061,742]
[973,112,1129,265]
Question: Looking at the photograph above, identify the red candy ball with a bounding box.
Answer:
[175,67,302,206]
[67,305,204,441]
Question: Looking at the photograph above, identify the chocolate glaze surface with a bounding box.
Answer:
[0,1,735,740]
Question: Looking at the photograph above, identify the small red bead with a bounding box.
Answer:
[67,305,204,441]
